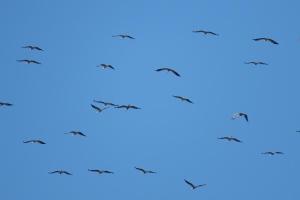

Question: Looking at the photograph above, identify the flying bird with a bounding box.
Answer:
[97,64,115,70]
[88,169,114,174]
[232,112,248,122]
[0,102,13,107]
[155,67,180,77]
[112,34,135,39]
[65,131,86,137]
[93,100,118,107]
[245,61,268,66]
[17,59,41,64]
[22,45,43,51]
[134,167,156,174]
[49,170,72,175]
[262,151,284,155]
[23,140,46,144]
[173,95,193,104]
[192,30,218,36]
[91,104,109,112]
[115,104,141,110]
[253,38,279,45]
[218,136,242,143]
[184,179,207,190]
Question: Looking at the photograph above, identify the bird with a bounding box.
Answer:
[97,64,115,70]
[17,59,41,64]
[245,61,268,66]
[155,67,180,77]
[218,136,242,143]
[23,139,46,144]
[262,151,284,155]
[296,131,300,133]
[65,131,86,137]
[0,102,13,107]
[232,112,248,122]
[88,169,114,174]
[91,104,109,112]
[184,179,207,190]
[192,30,218,36]
[22,45,43,51]
[134,167,156,174]
[115,104,141,110]
[112,34,135,39]
[173,95,193,104]
[49,170,72,175]
[93,100,118,107]
[253,38,279,45]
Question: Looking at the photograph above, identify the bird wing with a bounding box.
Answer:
[91,104,101,112]
[268,38,279,44]
[31,60,41,64]
[184,179,195,188]
[170,69,180,77]
[135,167,146,173]
[243,114,249,122]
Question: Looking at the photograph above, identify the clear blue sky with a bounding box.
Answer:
[1,0,300,199]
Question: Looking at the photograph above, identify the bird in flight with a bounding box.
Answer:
[93,100,118,107]
[22,45,43,51]
[173,95,193,104]
[245,61,268,66]
[112,34,135,39]
[91,104,109,112]
[17,59,41,64]
[232,112,248,122]
[49,170,72,175]
[262,151,284,155]
[0,102,13,107]
[134,167,156,174]
[23,139,46,144]
[155,67,180,77]
[192,30,218,36]
[253,38,279,45]
[115,104,141,110]
[97,64,115,70]
[184,179,207,190]
[65,131,86,137]
[88,169,114,174]
[218,136,242,143]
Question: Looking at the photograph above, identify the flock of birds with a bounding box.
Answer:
[0,30,290,192]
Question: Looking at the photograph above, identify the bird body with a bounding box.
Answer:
[253,37,279,45]
[134,167,156,174]
[17,59,41,64]
[0,102,13,107]
[184,179,207,189]
[49,170,72,175]
[65,131,86,137]
[155,67,180,77]
[218,136,242,143]
[115,104,141,110]
[192,30,218,36]
[23,139,46,144]
[112,34,135,39]
[88,169,114,174]
[98,64,115,70]
[22,45,43,51]
[245,61,268,66]
[262,151,283,155]
[173,95,193,104]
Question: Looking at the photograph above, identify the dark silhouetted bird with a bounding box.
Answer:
[115,104,141,110]
[17,59,41,64]
[134,167,156,174]
[49,170,72,175]
[65,131,86,137]
[253,38,279,45]
[23,140,46,144]
[93,100,118,107]
[91,104,109,112]
[88,169,114,174]
[112,34,135,39]
[232,112,248,122]
[262,151,284,155]
[173,95,193,104]
[155,67,180,77]
[218,136,242,143]
[192,30,218,36]
[97,64,115,70]
[0,102,13,107]
[245,61,268,66]
[184,179,207,189]
[22,45,43,51]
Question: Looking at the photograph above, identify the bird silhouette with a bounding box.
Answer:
[155,67,180,77]
[134,167,156,174]
[184,179,207,189]
[49,170,72,175]
[218,136,242,143]
[17,59,41,64]
[88,169,114,174]
[262,151,284,155]
[192,30,218,36]
[23,140,46,144]
[93,100,118,107]
[253,37,279,45]
[0,102,13,107]
[245,61,268,66]
[112,34,135,39]
[65,131,86,137]
[115,104,141,110]
[97,64,115,70]
[91,104,109,112]
[173,95,193,104]
[22,45,43,51]
[232,112,248,122]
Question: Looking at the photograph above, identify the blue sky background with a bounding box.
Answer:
[1,0,300,199]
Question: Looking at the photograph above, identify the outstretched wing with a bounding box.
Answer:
[184,179,195,188]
